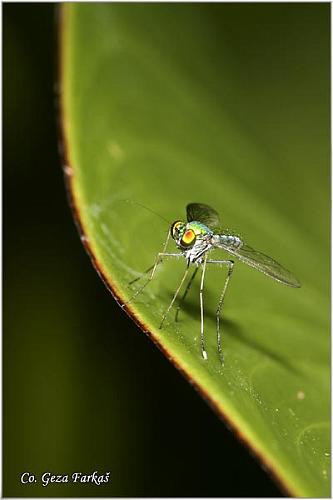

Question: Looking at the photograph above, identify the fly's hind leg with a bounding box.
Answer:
[206,259,234,364]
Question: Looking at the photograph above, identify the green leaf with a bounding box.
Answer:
[60,4,330,497]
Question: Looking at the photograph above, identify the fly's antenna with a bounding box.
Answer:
[120,199,171,226]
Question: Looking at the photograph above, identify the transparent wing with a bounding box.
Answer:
[186,203,221,230]
[217,241,301,288]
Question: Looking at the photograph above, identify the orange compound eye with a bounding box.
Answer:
[181,229,196,247]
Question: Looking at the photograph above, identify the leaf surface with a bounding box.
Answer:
[61,4,330,496]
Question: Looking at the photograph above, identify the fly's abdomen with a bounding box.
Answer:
[213,234,243,249]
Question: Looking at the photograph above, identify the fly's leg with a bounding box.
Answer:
[199,255,208,360]
[122,253,181,307]
[175,266,199,323]
[159,263,190,329]
[207,259,234,364]
[128,264,154,286]
[128,231,170,287]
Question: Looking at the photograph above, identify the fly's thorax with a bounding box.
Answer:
[184,237,212,263]
[170,220,212,250]
[212,233,243,249]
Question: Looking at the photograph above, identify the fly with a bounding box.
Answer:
[123,202,301,363]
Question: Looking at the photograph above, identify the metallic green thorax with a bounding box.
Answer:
[183,221,213,236]
[188,220,213,236]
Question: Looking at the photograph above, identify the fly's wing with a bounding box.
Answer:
[217,240,301,288]
[186,203,221,230]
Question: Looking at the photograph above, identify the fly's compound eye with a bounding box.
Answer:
[171,221,184,239]
[181,229,196,247]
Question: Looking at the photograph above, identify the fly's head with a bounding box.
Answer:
[170,220,212,262]
[171,220,195,249]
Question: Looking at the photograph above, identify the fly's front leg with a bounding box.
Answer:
[128,264,154,286]
[122,249,181,307]
[128,231,170,286]
[207,259,234,364]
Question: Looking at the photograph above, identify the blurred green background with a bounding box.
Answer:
[4,3,329,498]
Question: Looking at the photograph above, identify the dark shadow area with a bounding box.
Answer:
[174,292,299,374]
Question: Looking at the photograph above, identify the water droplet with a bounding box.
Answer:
[108,141,124,160]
